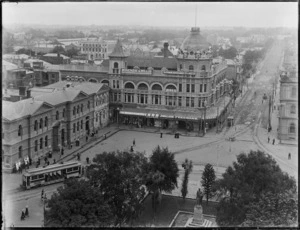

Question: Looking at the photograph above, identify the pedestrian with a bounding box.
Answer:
[86,157,89,164]
[25,205,29,217]
[20,209,25,221]
[133,139,136,146]
[77,153,81,161]
[53,159,56,164]
[29,157,32,166]
[61,148,64,156]
[130,146,134,152]
[272,138,275,145]
[288,153,291,160]
[104,134,107,139]
[268,136,270,143]
[160,132,163,138]
[47,161,50,166]
[41,189,44,200]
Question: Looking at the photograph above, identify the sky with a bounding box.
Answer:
[2,2,298,28]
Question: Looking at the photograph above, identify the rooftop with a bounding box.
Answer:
[43,53,70,59]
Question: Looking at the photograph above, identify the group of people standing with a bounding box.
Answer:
[14,156,32,174]
[20,205,29,221]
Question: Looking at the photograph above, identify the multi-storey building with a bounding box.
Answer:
[55,27,236,132]
[79,38,116,60]
[2,82,109,172]
[278,68,298,142]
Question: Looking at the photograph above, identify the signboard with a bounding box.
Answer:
[121,69,152,75]
[164,71,195,76]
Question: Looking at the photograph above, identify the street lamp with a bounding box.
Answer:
[117,107,120,128]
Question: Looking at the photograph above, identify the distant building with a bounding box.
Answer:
[40,53,71,65]
[2,81,110,172]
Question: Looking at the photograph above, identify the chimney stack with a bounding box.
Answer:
[163,42,169,58]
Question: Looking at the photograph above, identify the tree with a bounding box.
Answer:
[201,163,216,205]
[215,150,297,227]
[181,159,193,201]
[45,178,114,227]
[52,45,66,54]
[87,150,148,226]
[65,47,79,58]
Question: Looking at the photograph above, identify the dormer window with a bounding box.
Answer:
[189,65,194,72]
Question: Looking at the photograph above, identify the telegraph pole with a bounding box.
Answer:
[268,95,272,131]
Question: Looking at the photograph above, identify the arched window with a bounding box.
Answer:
[114,62,119,69]
[77,121,80,131]
[40,138,43,149]
[289,123,296,133]
[138,83,148,90]
[189,65,194,71]
[34,140,38,152]
[152,84,162,91]
[166,84,177,92]
[179,64,183,70]
[45,117,48,127]
[291,104,296,114]
[101,80,109,85]
[201,65,206,71]
[18,146,22,158]
[73,123,76,133]
[56,111,59,120]
[45,136,48,147]
[291,87,297,98]
[34,120,38,131]
[18,125,23,136]
[124,82,135,89]
[40,118,43,129]
[73,107,76,116]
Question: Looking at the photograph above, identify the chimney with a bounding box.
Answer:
[163,42,169,58]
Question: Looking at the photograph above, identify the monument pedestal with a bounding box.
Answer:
[185,205,212,227]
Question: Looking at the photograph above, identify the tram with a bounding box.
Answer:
[22,161,83,190]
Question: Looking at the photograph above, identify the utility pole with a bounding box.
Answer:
[268,95,272,132]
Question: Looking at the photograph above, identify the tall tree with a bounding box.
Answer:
[215,150,297,227]
[87,150,148,226]
[45,178,114,227]
[52,45,66,54]
[181,159,193,202]
[201,163,216,205]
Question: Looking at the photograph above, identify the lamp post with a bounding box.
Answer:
[216,107,219,133]
[117,107,120,128]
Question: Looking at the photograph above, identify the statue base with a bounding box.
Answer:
[184,205,212,227]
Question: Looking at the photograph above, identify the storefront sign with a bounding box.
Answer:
[121,69,152,75]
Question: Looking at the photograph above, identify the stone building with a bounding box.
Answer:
[79,38,116,60]
[2,81,109,172]
[278,68,298,142]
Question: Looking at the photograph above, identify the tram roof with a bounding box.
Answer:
[23,161,81,176]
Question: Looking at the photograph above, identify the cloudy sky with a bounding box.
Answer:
[2,2,298,28]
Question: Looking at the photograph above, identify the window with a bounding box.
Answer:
[18,125,23,136]
[40,118,43,129]
[113,80,115,88]
[34,120,38,131]
[198,98,202,107]
[62,109,65,118]
[186,97,190,107]
[40,138,43,149]
[201,65,206,71]
[45,136,48,147]
[35,140,38,152]
[204,84,207,92]
[289,123,296,133]
[81,120,83,129]
[45,117,48,127]
[56,111,59,120]
[73,107,76,116]
[114,62,119,69]
[291,105,296,114]
[191,98,195,107]
[178,97,182,106]
[87,101,90,109]
[73,124,76,133]
[186,84,190,93]
[81,104,83,113]
[200,84,203,93]
[96,114,98,122]
[117,80,119,89]
[189,65,194,71]
[18,146,22,158]
[77,105,80,114]
[291,87,297,98]
[191,84,195,93]
[179,84,182,92]
[77,121,80,131]
[179,64,183,70]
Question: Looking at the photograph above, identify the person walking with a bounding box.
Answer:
[41,189,44,200]
[86,157,89,164]
[133,139,136,146]
[20,209,25,221]
[268,136,270,143]
[272,138,275,145]
[25,205,29,217]
[160,132,163,138]
[288,153,291,160]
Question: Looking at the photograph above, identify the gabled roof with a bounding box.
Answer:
[109,39,128,58]
[2,99,52,122]
[2,60,19,71]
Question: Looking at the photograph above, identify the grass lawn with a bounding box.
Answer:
[131,194,218,227]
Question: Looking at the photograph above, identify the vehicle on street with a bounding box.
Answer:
[21,161,83,189]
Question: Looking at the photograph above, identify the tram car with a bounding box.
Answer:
[22,161,83,190]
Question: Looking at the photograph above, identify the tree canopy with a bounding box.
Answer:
[45,178,114,227]
[219,46,238,59]
[87,150,148,226]
[215,150,297,227]
[201,163,216,204]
